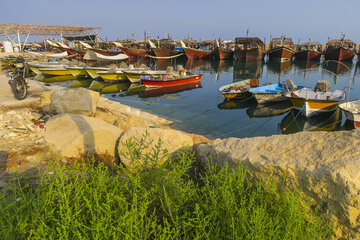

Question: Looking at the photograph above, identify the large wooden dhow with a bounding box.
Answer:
[210,40,234,61]
[181,40,213,60]
[294,41,322,61]
[148,39,184,60]
[267,37,295,62]
[323,37,356,62]
[234,37,265,62]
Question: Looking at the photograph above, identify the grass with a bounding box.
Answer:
[0,135,333,239]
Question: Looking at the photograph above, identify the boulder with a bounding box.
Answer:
[118,127,193,167]
[41,88,99,116]
[195,129,360,240]
[45,113,123,159]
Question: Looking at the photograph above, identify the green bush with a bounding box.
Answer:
[0,137,332,239]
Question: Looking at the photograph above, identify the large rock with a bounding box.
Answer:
[41,88,99,116]
[118,127,193,167]
[195,129,360,239]
[45,113,123,159]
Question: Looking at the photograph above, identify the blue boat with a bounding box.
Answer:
[249,80,303,103]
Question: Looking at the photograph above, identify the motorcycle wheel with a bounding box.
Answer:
[10,76,28,100]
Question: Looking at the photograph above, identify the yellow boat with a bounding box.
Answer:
[97,70,128,83]
[38,67,72,76]
[67,66,89,77]
[85,67,109,79]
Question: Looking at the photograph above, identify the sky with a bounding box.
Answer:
[1,0,360,44]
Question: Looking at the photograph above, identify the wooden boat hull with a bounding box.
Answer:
[142,74,202,87]
[324,47,356,61]
[211,48,234,61]
[183,48,211,60]
[98,72,127,83]
[118,47,148,59]
[267,47,295,62]
[294,50,322,61]
[90,48,121,56]
[234,48,264,62]
[152,48,182,59]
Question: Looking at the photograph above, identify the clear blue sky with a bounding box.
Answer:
[2,0,360,44]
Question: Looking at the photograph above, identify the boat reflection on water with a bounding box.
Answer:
[101,82,131,94]
[185,59,211,71]
[210,60,233,74]
[266,60,293,75]
[322,60,352,75]
[293,60,319,71]
[233,61,263,81]
[217,97,257,110]
[279,108,342,134]
[154,57,186,70]
[34,74,76,83]
[246,100,293,118]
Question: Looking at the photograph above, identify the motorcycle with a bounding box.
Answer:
[6,59,29,100]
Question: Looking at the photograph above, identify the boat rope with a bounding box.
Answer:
[145,53,184,59]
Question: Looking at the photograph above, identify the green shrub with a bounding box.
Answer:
[0,137,332,239]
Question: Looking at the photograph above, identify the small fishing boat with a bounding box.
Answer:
[141,81,201,98]
[85,67,109,79]
[267,37,295,62]
[37,67,72,76]
[98,70,127,83]
[141,72,202,88]
[218,79,259,100]
[66,66,89,77]
[339,100,360,128]
[285,80,345,117]
[249,79,302,103]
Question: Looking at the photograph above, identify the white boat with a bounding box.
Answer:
[339,100,360,128]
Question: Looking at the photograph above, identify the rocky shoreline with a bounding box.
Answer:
[1,73,360,239]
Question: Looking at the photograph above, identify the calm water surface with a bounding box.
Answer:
[51,58,360,139]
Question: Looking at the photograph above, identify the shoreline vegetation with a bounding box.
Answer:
[0,137,333,239]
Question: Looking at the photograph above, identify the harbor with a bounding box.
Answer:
[1,7,360,238]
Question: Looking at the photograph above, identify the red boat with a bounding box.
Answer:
[119,46,150,59]
[152,48,183,59]
[324,39,356,61]
[183,47,212,60]
[211,47,234,61]
[141,81,202,97]
[295,50,322,61]
[142,74,202,87]
[267,37,295,62]
[294,41,322,61]
[234,37,265,62]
